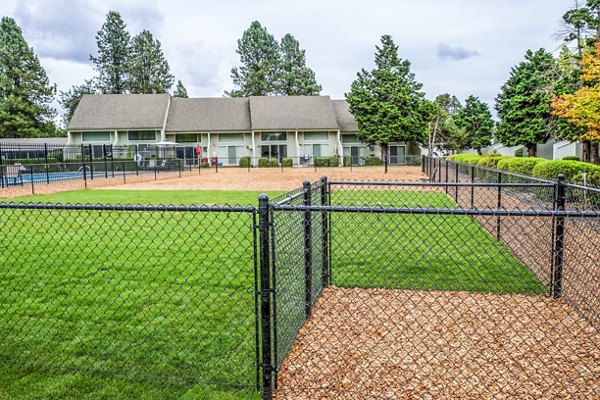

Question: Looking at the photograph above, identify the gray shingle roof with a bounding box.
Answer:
[249,96,339,131]
[68,94,170,130]
[166,98,251,132]
[332,100,358,132]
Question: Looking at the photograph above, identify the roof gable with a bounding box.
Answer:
[249,96,339,131]
[68,94,170,130]
[332,100,358,132]
[166,98,251,132]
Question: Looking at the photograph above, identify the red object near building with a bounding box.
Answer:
[195,144,202,156]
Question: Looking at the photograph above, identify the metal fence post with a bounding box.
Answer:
[497,171,502,240]
[421,155,425,173]
[303,180,313,318]
[0,143,4,189]
[103,144,108,179]
[44,143,50,184]
[122,160,126,183]
[320,176,329,288]
[88,144,94,180]
[551,174,566,299]
[258,194,274,399]
[470,164,475,208]
[445,159,449,194]
[454,162,459,203]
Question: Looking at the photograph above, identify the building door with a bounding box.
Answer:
[389,145,406,164]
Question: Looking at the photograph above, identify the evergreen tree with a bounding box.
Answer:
[427,94,462,155]
[226,21,280,97]
[59,79,98,124]
[173,79,188,98]
[455,95,494,155]
[495,49,556,157]
[0,17,57,138]
[127,30,174,94]
[278,34,321,95]
[346,35,430,172]
[90,11,131,94]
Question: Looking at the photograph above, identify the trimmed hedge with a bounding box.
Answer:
[343,156,352,167]
[258,158,270,168]
[477,154,508,169]
[562,156,580,161]
[496,157,546,176]
[532,160,600,186]
[239,156,251,168]
[331,155,340,167]
[365,156,381,166]
[282,158,293,168]
[269,158,278,167]
[447,154,481,164]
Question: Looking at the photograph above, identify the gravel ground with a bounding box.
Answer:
[275,287,600,400]
[0,166,426,198]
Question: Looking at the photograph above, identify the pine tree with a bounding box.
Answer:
[0,17,57,138]
[59,79,97,124]
[226,21,280,97]
[427,94,462,155]
[127,30,174,94]
[455,96,494,155]
[346,35,430,172]
[495,49,556,157]
[173,80,188,98]
[278,34,321,95]
[90,11,131,94]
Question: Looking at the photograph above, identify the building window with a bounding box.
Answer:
[303,132,328,141]
[261,132,287,141]
[128,131,156,141]
[82,131,110,142]
[304,143,329,157]
[218,133,245,143]
[177,134,199,143]
[341,134,361,143]
[261,144,287,161]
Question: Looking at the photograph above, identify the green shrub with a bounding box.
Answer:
[239,156,251,168]
[514,147,524,157]
[532,160,600,185]
[365,156,381,166]
[496,157,546,176]
[562,156,581,161]
[343,156,352,167]
[314,157,330,167]
[269,158,279,167]
[447,154,481,164]
[282,158,293,167]
[330,155,340,167]
[476,155,507,169]
[258,158,270,168]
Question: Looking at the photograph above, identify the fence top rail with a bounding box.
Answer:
[270,203,600,218]
[564,181,600,193]
[0,202,256,213]
[328,180,555,188]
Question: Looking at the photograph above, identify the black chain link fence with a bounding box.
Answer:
[0,203,260,397]
[261,173,599,399]
[2,169,599,399]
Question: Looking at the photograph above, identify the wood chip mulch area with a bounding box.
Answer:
[274,286,600,400]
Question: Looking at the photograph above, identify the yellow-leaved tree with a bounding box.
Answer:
[552,43,600,163]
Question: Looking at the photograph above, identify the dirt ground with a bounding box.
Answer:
[275,287,600,400]
[0,166,426,198]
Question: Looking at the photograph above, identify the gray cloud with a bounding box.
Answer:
[14,0,102,63]
[436,43,480,61]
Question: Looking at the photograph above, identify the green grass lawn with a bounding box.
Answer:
[0,190,284,400]
[0,188,546,399]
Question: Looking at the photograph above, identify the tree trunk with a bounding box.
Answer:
[583,141,591,163]
[476,148,482,156]
[591,142,600,165]
[382,144,388,174]
[527,144,536,157]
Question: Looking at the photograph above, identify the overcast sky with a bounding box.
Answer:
[1,0,572,118]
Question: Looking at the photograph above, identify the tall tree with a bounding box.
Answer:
[346,35,430,172]
[278,34,321,95]
[226,21,280,97]
[59,79,97,124]
[552,42,600,164]
[127,30,174,94]
[560,1,595,58]
[172,79,188,98]
[495,49,556,157]
[90,11,131,94]
[427,94,462,155]
[0,17,57,138]
[455,95,494,155]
